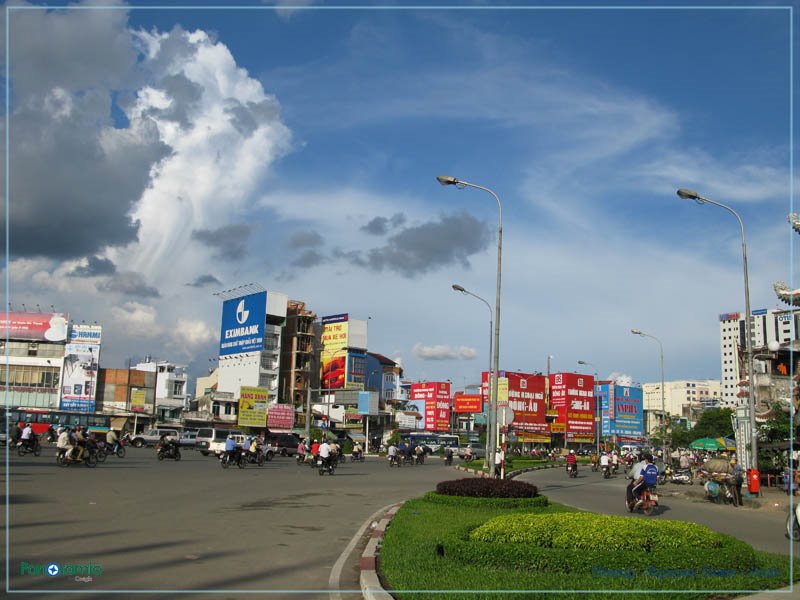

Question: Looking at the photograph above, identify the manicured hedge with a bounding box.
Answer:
[443,513,757,574]
[436,477,538,498]
[423,491,549,509]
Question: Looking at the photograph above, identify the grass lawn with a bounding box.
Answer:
[379,494,799,600]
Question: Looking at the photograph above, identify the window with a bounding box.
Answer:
[212,404,221,417]
[172,381,184,396]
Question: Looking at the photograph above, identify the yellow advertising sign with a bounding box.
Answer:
[238,386,268,427]
[321,316,349,390]
[321,319,349,353]
[130,389,146,413]
[497,377,509,406]
[550,422,566,433]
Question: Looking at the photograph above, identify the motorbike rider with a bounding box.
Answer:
[629,455,659,509]
[352,442,363,460]
[388,442,398,465]
[311,439,320,458]
[590,452,598,470]
[414,444,425,463]
[56,426,73,460]
[444,446,454,465]
[611,451,620,473]
[600,451,610,472]
[224,435,238,462]
[20,423,34,449]
[566,449,577,473]
[465,445,474,462]
[72,425,86,462]
[159,432,177,455]
[626,454,647,509]
[297,439,307,462]
[318,438,331,468]
[106,429,120,454]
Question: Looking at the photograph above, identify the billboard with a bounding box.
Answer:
[410,382,451,432]
[2,311,68,342]
[60,342,100,412]
[611,385,644,437]
[482,371,547,434]
[69,324,102,345]
[267,403,294,430]
[219,292,266,356]
[550,372,595,439]
[321,314,349,390]
[357,391,379,415]
[454,394,482,413]
[238,386,269,427]
[130,389,147,413]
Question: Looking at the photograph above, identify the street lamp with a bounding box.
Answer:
[578,360,600,455]
[452,283,493,466]
[631,329,667,461]
[439,176,503,476]
[676,187,758,472]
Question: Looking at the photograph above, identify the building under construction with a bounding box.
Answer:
[279,300,317,428]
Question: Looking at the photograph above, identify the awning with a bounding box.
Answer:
[110,417,129,430]
[348,433,366,442]
[267,429,293,434]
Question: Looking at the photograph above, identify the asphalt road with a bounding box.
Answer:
[516,465,797,555]
[2,446,460,599]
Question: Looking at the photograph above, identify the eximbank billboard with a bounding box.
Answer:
[219,292,266,356]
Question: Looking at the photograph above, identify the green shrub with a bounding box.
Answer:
[436,478,538,498]
[423,491,548,509]
[454,513,756,573]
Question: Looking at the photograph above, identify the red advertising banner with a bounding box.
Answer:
[410,382,451,432]
[2,311,69,342]
[453,393,482,413]
[267,404,294,430]
[483,371,547,433]
[549,372,595,437]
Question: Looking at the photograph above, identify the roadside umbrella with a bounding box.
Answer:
[690,438,726,450]
[716,437,737,451]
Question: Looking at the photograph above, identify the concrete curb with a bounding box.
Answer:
[359,502,403,600]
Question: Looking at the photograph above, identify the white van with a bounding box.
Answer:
[196,428,244,456]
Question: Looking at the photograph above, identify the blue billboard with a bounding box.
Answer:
[610,385,644,437]
[219,291,266,356]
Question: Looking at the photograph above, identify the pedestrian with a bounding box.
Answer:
[494,446,504,479]
[730,458,744,505]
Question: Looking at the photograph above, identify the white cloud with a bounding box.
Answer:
[412,344,477,361]
[110,302,159,336]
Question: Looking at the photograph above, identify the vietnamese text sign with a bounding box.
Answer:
[219,291,266,356]
[3,311,68,342]
[61,343,100,412]
[238,386,268,427]
[130,389,146,413]
[321,314,349,390]
[549,372,595,438]
[410,381,451,432]
[267,403,294,430]
[454,394,482,413]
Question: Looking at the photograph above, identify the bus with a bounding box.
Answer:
[3,408,111,436]
[400,431,460,452]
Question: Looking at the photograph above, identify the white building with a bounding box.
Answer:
[641,380,721,427]
[216,287,288,404]
[133,359,188,424]
[718,308,798,407]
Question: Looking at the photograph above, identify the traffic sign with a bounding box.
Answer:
[498,407,515,426]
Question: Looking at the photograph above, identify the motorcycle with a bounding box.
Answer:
[628,486,659,516]
[317,456,334,476]
[221,450,246,469]
[388,454,401,467]
[669,467,693,485]
[45,427,57,443]
[96,439,126,460]
[602,464,611,479]
[414,452,426,465]
[611,463,619,476]
[704,476,738,506]
[156,442,182,461]
[591,461,598,472]
[658,466,669,486]
[56,446,97,468]
[16,435,42,457]
[786,503,800,541]
[296,452,308,465]
[350,451,365,462]
[566,463,578,478]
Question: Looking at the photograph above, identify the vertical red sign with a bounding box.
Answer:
[410,381,451,432]
[549,372,595,440]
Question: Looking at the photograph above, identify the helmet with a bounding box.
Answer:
[313,439,318,443]
[569,450,574,454]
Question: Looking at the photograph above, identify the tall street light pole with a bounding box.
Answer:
[453,283,493,470]
[631,329,667,461]
[677,188,758,472]
[438,175,502,476]
[577,360,599,455]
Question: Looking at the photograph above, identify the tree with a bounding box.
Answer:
[669,419,693,448]
[758,402,791,443]
[689,408,734,440]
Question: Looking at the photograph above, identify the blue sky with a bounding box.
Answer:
[3,1,795,393]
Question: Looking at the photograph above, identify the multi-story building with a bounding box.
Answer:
[216,286,288,404]
[95,367,156,432]
[719,308,798,407]
[641,379,721,426]
[1,311,69,410]
[133,359,188,425]
[279,299,316,427]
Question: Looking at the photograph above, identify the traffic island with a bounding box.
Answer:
[375,479,800,599]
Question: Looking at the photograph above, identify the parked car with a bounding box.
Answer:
[178,430,198,448]
[265,433,301,456]
[457,443,486,460]
[129,428,180,448]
